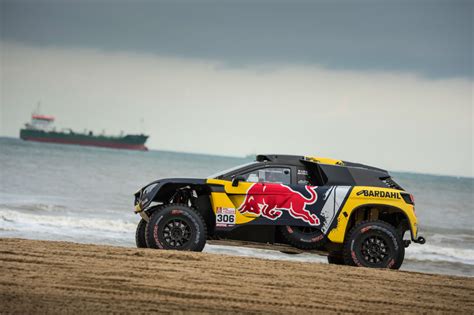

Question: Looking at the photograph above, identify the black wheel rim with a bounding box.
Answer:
[161,218,192,248]
[361,235,390,265]
[294,226,319,234]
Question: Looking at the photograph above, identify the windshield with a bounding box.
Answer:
[207,162,258,179]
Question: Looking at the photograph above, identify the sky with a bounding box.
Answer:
[0,0,473,177]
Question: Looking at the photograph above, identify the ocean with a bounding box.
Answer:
[0,137,472,277]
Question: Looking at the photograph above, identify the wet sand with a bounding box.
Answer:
[1,238,473,314]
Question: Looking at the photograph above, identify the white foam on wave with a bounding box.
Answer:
[0,208,137,246]
[0,209,135,232]
[0,203,68,213]
[405,243,474,265]
[1,208,473,268]
[424,232,474,251]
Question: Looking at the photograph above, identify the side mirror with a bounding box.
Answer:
[232,175,246,187]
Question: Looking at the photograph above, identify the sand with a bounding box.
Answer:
[0,238,473,314]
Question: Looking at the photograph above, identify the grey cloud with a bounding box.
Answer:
[1,42,472,177]
[1,0,472,79]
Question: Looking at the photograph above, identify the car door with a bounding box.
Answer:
[237,165,352,231]
[235,166,292,218]
[294,165,352,233]
[228,166,322,227]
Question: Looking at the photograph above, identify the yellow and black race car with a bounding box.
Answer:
[133,154,425,269]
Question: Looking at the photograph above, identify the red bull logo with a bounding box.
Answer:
[238,183,320,226]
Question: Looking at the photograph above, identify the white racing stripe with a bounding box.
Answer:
[320,186,351,233]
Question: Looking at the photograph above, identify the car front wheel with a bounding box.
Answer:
[145,204,207,252]
[343,220,404,269]
[135,218,147,248]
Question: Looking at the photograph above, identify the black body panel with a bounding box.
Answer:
[256,154,304,164]
[348,167,392,188]
[215,225,276,243]
[136,178,207,209]
[318,164,356,186]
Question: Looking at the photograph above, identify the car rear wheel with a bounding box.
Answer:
[279,225,326,250]
[135,219,148,248]
[145,204,207,251]
[343,220,404,269]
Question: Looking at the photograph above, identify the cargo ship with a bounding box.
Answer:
[20,113,149,151]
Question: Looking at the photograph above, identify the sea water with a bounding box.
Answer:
[0,137,472,277]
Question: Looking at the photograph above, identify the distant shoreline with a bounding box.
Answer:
[1,238,473,313]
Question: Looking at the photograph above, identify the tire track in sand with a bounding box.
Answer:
[0,238,473,314]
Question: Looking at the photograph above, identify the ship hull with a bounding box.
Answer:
[20,129,148,151]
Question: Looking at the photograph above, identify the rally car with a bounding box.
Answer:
[133,154,425,269]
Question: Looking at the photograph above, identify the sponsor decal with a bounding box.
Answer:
[238,183,320,226]
[216,207,236,227]
[311,234,324,242]
[387,259,395,269]
[356,190,401,199]
[297,169,308,175]
[153,224,163,249]
[361,226,371,233]
[351,250,362,267]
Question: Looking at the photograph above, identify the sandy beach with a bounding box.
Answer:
[0,238,473,314]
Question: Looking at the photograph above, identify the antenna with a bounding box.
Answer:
[34,101,41,115]
[140,117,145,134]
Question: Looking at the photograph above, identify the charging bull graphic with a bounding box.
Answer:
[238,183,320,226]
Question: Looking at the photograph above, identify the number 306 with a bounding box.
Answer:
[217,214,235,223]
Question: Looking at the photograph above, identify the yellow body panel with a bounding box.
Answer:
[327,186,418,243]
[207,178,258,224]
[207,179,417,244]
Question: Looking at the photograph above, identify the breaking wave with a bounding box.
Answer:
[1,207,473,272]
[405,243,474,265]
[0,208,137,246]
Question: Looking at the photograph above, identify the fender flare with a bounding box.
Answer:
[135,178,208,210]
[341,203,416,241]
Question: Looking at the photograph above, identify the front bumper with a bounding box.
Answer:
[134,202,150,221]
[134,203,142,213]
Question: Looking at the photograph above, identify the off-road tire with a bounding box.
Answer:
[135,219,148,248]
[343,220,404,269]
[145,204,207,252]
[327,251,345,265]
[279,225,327,250]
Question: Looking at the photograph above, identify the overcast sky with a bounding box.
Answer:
[1,0,473,177]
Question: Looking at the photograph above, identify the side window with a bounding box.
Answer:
[242,167,291,185]
[297,168,310,185]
